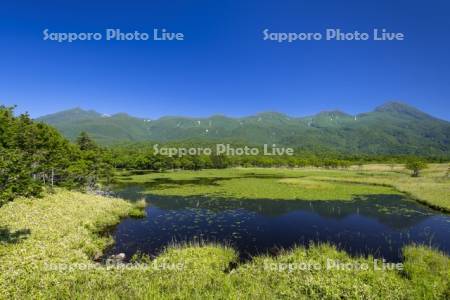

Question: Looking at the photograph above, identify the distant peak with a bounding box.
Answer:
[255,112,289,118]
[111,112,131,117]
[374,101,430,116]
[58,107,100,114]
[37,107,101,120]
[210,114,228,118]
[375,101,417,112]
[315,110,350,117]
[63,107,86,113]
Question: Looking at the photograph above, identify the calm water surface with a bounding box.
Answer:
[106,183,450,262]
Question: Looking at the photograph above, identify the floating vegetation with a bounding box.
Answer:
[114,166,450,211]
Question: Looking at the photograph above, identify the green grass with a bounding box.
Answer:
[128,199,148,218]
[315,163,450,212]
[116,164,450,210]
[148,177,400,200]
[1,190,449,299]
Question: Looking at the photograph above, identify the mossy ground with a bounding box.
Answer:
[0,189,448,299]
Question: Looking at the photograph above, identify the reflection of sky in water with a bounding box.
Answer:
[107,184,450,262]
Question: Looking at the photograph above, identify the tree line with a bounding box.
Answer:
[107,142,439,172]
[0,106,111,205]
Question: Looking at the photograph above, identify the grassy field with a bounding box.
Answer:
[0,190,449,299]
[116,164,450,211]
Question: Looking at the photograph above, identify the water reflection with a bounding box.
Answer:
[107,183,450,262]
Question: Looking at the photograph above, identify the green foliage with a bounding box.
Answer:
[0,106,113,204]
[106,140,444,174]
[210,154,229,169]
[0,149,41,204]
[76,131,98,151]
[405,159,428,177]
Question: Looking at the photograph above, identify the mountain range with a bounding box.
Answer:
[37,102,450,156]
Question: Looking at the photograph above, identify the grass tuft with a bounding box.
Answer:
[128,198,147,218]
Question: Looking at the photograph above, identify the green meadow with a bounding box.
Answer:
[1,189,449,299]
[117,164,450,211]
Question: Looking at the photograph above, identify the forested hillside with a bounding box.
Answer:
[38,102,450,156]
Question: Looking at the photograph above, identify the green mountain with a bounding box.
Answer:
[36,102,450,156]
[37,108,152,143]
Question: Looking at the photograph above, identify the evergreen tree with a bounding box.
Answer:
[0,106,114,205]
[76,131,98,151]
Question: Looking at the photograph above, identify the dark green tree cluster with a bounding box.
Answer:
[108,146,354,171]
[0,106,111,205]
[107,142,443,172]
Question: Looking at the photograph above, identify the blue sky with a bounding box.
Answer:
[1,0,450,120]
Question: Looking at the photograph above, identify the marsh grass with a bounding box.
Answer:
[313,164,450,212]
[129,198,148,218]
[142,177,399,201]
[117,164,449,211]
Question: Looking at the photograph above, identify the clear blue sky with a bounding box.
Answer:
[1,0,449,120]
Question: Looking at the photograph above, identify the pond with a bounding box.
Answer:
[106,183,450,262]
